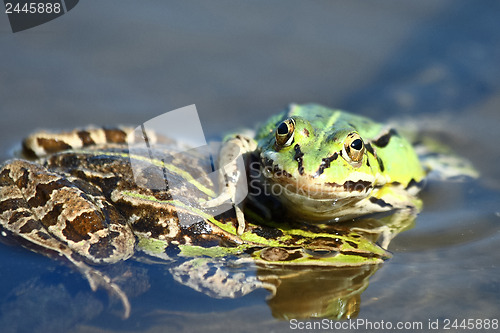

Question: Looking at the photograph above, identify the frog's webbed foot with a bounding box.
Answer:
[201,180,246,234]
[201,134,257,235]
[234,203,246,235]
[202,185,246,234]
[200,166,245,234]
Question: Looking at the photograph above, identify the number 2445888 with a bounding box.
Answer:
[5,2,62,14]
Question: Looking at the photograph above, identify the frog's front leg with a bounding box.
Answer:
[0,160,136,317]
[201,133,257,234]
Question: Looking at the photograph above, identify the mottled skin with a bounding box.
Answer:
[212,104,426,230]
[0,104,480,320]
[256,104,425,187]
[0,109,410,317]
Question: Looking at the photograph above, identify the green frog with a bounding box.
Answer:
[206,103,427,232]
[0,104,475,318]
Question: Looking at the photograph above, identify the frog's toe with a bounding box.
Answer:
[235,204,246,235]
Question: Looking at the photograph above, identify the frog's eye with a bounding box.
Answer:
[275,118,295,147]
[343,132,365,164]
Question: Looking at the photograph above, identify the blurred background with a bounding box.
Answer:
[2,0,499,180]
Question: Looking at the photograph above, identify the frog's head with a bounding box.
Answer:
[256,104,387,221]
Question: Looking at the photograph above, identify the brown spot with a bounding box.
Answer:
[304,248,339,258]
[8,210,31,225]
[405,178,425,190]
[315,152,339,177]
[0,168,12,186]
[19,219,42,234]
[77,130,95,146]
[128,213,175,240]
[0,198,29,213]
[36,231,52,240]
[306,237,342,248]
[369,196,393,208]
[102,202,128,226]
[71,179,105,197]
[27,180,68,208]
[260,247,291,261]
[15,168,30,189]
[365,142,375,156]
[343,180,372,192]
[61,211,103,242]
[372,128,398,148]
[36,138,72,153]
[377,156,385,172]
[104,128,127,143]
[88,230,120,260]
[253,226,283,239]
[303,128,310,137]
[41,203,64,227]
[346,240,358,248]
[293,144,305,175]
[272,167,293,178]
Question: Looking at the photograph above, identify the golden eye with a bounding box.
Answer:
[343,132,365,163]
[275,118,295,147]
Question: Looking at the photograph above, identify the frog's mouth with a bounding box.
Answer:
[258,170,376,222]
[254,155,383,221]
[258,159,375,200]
[264,171,374,200]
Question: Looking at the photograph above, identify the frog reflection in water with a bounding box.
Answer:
[0,104,475,319]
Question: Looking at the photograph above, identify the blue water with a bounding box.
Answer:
[1,1,499,332]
